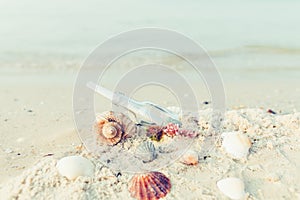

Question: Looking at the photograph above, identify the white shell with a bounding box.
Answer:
[217,177,246,200]
[135,141,157,163]
[56,156,94,180]
[180,149,199,165]
[222,132,251,159]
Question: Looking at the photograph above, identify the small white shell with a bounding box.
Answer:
[217,177,246,200]
[135,141,157,163]
[222,132,251,159]
[56,156,94,180]
[180,149,199,165]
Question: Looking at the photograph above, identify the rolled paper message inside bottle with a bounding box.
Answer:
[86,82,181,126]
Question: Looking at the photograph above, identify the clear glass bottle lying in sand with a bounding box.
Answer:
[87,82,181,126]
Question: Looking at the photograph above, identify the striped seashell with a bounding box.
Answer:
[158,144,177,154]
[94,111,137,145]
[135,141,157,163]
[129,171,171,200]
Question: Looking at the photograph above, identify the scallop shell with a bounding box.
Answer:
[94,111,137,145]
[56,156,94,180]
[217,177,246,200]
[158,143,178,154]
[135,141,157,163]
[129,171,171,200]
[180,149,199,165]
[222,132,251,159]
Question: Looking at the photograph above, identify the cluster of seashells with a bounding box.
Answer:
[139,122,200,166]
[92,111,174,199]
[62,109,254,200]
[212,131,252,199]
[56,156,172,200]
[146,122,199,142]
[215,132,251,199]
[56,109,255,200]
[134,142,200,166]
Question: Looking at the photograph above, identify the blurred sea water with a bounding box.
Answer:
[0,0,299,80]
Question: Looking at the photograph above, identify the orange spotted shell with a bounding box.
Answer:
[94,111,137,145]
[179,150,199,165]
[129,171,171,200]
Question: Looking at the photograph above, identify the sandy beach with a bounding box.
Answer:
[1,0,300,199]
[0,67,299,199]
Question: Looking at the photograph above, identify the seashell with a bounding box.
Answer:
[158,143,178,153]
[129,171,171,200]
[163,123,179,137]
[180,149,199,165]
[135,141,157,163]
[146,125,164,141]
[222,132,251,159]
[94,111,137,145]
[56,156,94,180]
[217,177,246,200]
[177,128,198,138]
[118,112,138,139]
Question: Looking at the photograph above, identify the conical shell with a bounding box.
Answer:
[222,132,251,159]
[180,149,199,165]
[135,141,157,163]
[217,177,246,200]
[94,111,137,145]
[129,171,171,200]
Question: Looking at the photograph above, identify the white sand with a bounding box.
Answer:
[1,69,300,199]
[1,108,299,199]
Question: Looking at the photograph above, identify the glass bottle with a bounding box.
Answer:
[87,82,181,126]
